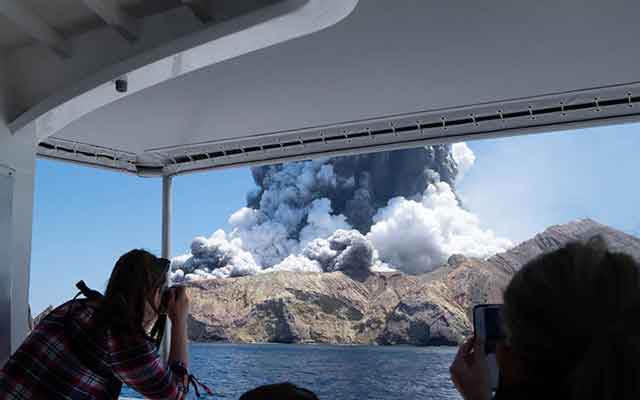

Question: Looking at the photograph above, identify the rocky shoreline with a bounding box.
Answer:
[186,219,640,346]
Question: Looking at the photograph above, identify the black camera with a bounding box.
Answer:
[159,285,185,314]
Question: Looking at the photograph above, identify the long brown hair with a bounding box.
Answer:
[94,249,169,334]
[503,237,640,400]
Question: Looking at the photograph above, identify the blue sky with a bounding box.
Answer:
[29,123,640,314]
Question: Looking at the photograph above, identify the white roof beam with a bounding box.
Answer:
[81,0,140,42]
[0,0,71,58]
[182,0,213,23]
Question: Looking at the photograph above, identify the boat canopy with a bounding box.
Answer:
[2,0,640,175]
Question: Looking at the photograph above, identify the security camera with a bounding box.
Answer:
[115,77,128,93]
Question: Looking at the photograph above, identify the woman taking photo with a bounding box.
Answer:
[0,249,192,399]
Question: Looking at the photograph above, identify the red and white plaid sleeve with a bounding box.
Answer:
[109,335,188,400]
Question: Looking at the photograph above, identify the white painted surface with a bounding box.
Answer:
[160,176,173,360]
[0,166,15,366]
[8,0,359,142]
[5,6,200,121]
[0,56,37,363]
[21,0,640,156]
[0,123,37,363]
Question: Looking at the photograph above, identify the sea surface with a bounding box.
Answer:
[122,343,461,400]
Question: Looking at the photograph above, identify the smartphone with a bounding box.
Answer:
[473,304,504,391]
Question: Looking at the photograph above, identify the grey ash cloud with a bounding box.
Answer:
[171,143,511,281]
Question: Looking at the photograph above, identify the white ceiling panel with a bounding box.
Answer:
[54,0,640,154]
[6,0,640,174]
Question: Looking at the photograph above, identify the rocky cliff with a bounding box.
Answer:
[186,219,640,345]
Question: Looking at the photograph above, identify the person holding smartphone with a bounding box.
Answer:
[450,237,640,400]
[0,249,192,399]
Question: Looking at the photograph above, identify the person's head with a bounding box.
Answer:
[239,383,319,400]
[498,237,640,399]
[98,249,170,332]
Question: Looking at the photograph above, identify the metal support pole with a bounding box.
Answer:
[160,175,173,360]
[161,175,172,260]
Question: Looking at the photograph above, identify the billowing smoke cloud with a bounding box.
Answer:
[248,145,458,234]
[451,142,475,182]
[171,231,260,281]
[171,144,511,281]
[368,181,512,274]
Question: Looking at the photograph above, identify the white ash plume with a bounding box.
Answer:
[368,181,512,274]
[171,144,511,281]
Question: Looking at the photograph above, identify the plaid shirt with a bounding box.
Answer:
[0,299,187,399]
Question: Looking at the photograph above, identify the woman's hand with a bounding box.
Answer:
[167,286,190,373]
[450,336,492,400]
[166,286,190,325]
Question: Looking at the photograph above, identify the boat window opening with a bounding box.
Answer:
[29,122,638,399]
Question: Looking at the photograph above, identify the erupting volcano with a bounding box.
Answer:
[171,143,511,281]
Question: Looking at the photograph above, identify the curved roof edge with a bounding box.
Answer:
[9,0,359,141]
[35,81,640,177]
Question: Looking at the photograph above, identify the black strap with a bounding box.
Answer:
[171,362,214,398]
[76,280,103,300]
[189,374,214,397]
[149,314,167,348]
[63,283,113,378]
[76,280,167,349]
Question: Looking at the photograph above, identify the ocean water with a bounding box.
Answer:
[122,343,461,400]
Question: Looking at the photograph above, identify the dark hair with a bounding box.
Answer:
[503,237,640,400]
[239,383,320,400]
[94,249,169,334]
